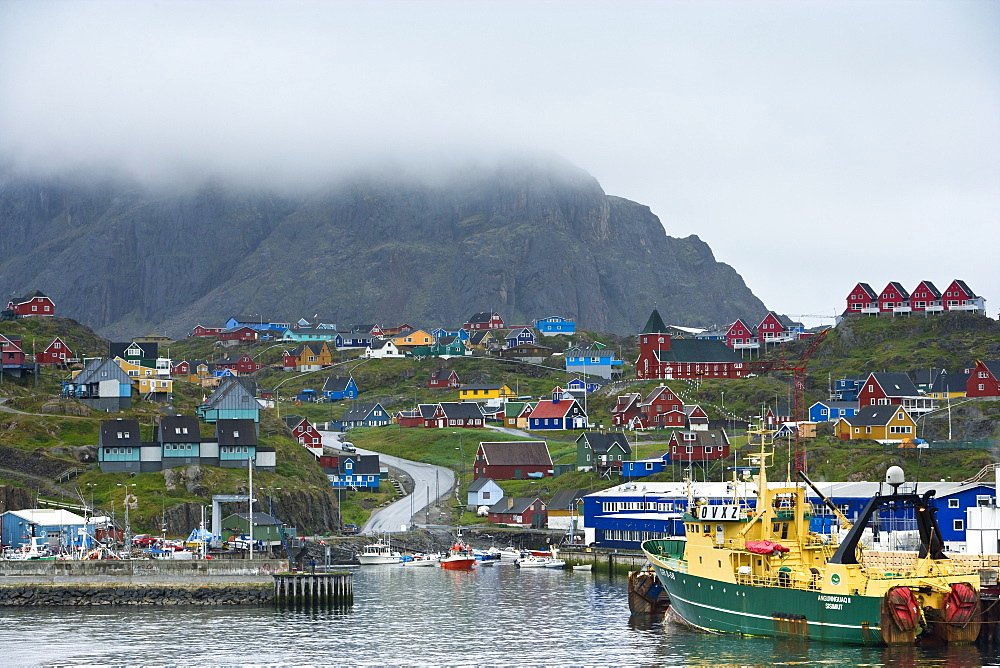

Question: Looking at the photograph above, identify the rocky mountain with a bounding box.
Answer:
[0,158,768,339]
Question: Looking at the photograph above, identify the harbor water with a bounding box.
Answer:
[1,564,998,666]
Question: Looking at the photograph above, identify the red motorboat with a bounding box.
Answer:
[439,543,477,570]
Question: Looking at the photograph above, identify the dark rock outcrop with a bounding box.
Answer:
[0,159,768,338]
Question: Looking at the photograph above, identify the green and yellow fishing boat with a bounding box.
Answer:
[641,447,982,646]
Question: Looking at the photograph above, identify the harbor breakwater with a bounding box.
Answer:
[0,558,288,583]
[0,582,273,606]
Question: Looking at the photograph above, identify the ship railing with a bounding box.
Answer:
[735,572,819,591]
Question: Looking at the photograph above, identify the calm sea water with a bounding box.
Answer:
[1,565,998,666]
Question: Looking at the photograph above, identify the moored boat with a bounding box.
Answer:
[358,538,403,565]
[403,553,440,567]
[514,555,550,568]
[440,543,477,570]
[641,444,982,646]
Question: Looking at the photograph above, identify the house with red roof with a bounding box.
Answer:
[611,392,643,427]
[473,441,553,480]
[527,398,587,430]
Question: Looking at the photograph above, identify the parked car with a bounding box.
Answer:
[341,442,356,452]
[342,524,359,535]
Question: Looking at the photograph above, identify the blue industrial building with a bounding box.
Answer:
[1,509,90,552]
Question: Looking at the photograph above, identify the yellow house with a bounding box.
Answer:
[504,402,535,429]
[288,342,334,370]
[467,330,502,352]
[836,405,916,442]
[115,357,173,395]
[459,383,514,402]
[926,374,967,401]
[391,330,434,348]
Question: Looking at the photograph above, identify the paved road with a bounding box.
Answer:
[319,430,455,535]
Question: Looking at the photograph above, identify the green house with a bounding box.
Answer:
[575,432,632,473]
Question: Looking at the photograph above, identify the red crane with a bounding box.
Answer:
[747,328,830,472]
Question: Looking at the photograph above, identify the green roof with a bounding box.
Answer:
[655,339,743,363]
[640,309,667,334]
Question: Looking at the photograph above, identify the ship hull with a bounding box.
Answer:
[648,561,885,645]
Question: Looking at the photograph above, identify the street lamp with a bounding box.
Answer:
[452,431,464,479]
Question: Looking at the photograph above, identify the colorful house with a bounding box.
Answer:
[411,337,468,358]
[458,384,513,402]
[488,497,547,528]
[724,319,758,350]
[878,282,911,314]
[283,415,323,458]
[928,372,969,400]
[96,418,143,473]
[364,340,402,359]
[474,441,552,480]
[534,316,576,335]
[942,280,986,314]
[527,399,587,430]
[683,405,710,430]
[611,393,643,427]
[464,311,505,331]
[390,329,434,348]
[967,361,1000,398]
[638,385,684,429]
[564,343,623,380]
[214,354,262,375]
[621,453,671,480]
[858,372,935,413]
[808,400,859,423]
[338,402,391,430]
[63,358,134,411]
[427,369,460,389]
[909,281,943,313]
[6,290,55,316]
[503,402,534,430]
[197,378,261,423]
[575,432,631,472]
[504,327,536,349]
[500,342,553,363]
[158,415,202,468]
[219,326,260,346]
[334,331,372,350]
[467,329,504,353]
[836,405,917,443]
[191,325,225,337]
[327,454,382,489]
[322,376,359,401]
[667,430,731,462]
[439,402,486,428]
[36,337,72,365]
[283,343,333,371]
[845,282,878,314]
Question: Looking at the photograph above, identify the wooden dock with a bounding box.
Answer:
[272,572,353,609]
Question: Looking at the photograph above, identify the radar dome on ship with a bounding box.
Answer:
[885,466,905,488]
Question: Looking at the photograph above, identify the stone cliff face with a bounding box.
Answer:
[0,159,768,337]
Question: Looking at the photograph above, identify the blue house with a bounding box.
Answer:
[834,376,867,402]
[322,376,359,401]
[225,317,290,332]
[159,415,202,468]
[336,402,391,430]
[1,509,90,551]
[567,377,603,395]
[326,454,382,489]
[96,418,143,473]
[197,378,261,423]
[564,343,624,380]
[809,400,859,423]
[281,328,338,343]
[431,327,468,341]
[335,331,372,350]
[534,316,576,336]
[296,389,318,403]
[621,453,670,480]
[504,327,536,349]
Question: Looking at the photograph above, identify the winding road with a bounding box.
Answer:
[319,430,455,535]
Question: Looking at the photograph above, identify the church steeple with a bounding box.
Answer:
[640,308,668,334]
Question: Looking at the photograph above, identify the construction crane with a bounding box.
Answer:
[747,328,831,473]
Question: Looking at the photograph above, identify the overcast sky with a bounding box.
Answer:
[1,1,997,326]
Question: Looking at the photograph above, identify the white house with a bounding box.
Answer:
[467,477,503,511]
[364,340,402,359]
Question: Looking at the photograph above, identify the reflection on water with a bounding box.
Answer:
[0,565,997,666]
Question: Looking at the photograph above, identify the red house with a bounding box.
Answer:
[857,372,920,407]
[967,361,1000,398]
[638,385,684,428]
[908,281,942,313]
[0,334,26,366]
[36,337,73,365]
[683,405,710,429]
[463,311,505,331]
[487,496,547,528]
[473,441,553,480]
[757,312,790,343]
[942,280,984,313]
[191,325,225,337]
[219,327,259,345]
[668,430,730,461]
[428,369,460,389]
[611,393,643,427]
[878,282,910,314]
[725,319,757,349]
[284,416,322,447]
[845,283,877,314]
[7,290,55,317]
[214,354,262,375]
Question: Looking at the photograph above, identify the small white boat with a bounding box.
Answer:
[572,564,593,571]
[358,539,403,565]
[514,555,550,568]
[544,559,567,569]
[403,553,440,567]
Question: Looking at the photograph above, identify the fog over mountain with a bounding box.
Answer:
[0,158,768,338]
